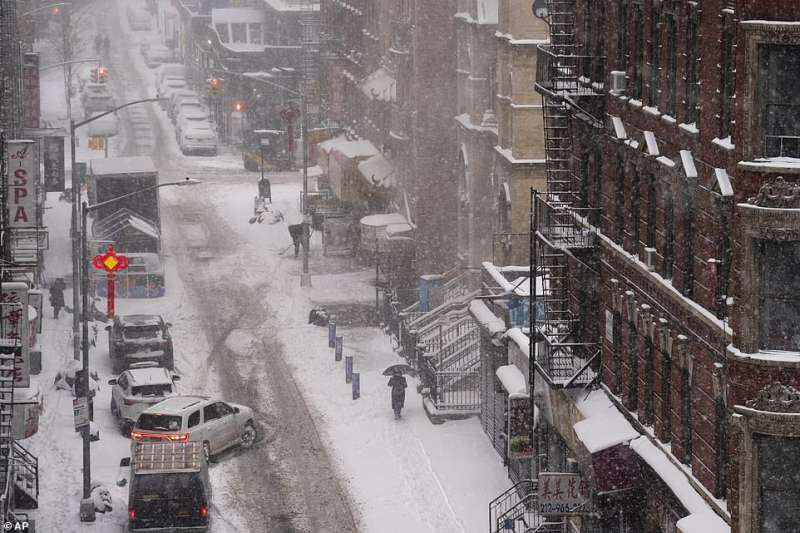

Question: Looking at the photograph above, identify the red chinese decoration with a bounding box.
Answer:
[280,103,301,156]
[91,244,129,319]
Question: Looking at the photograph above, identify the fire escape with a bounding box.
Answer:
[488,1,603,530]
[531,0,603,389]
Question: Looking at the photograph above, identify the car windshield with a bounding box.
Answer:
[137,414,182,431]
[132,384,173,397]
[123,325,161,339]
[132,473,206,524]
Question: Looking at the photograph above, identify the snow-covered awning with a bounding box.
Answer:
[571,389,639,454]
[361,213,409,253]
[469,299,506,335]
[495,364,528,398]
[630,437,730,533]
[357,153,395,188]
[360,67,396,102]
[319,135,379,160]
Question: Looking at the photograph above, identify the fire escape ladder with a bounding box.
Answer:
[0,350,15,520]
[488,479,563,533]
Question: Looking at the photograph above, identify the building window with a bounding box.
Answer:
[648,5,661,107]
[618,1,629,71]
[248,23,263,45]
[757,240,800,351]
[754,435,800,532]
[661,351,671,440]
[644,339,655,425]
[684,4,700,124]
[632,5,644,100]
[665,15,678,116]
[664,195,675,279]
[231,23,247,44]
[758,45,800,157]
[616,158,625,240]
[646,173,657,247]
[682,367,692,465]
[627,322,639,411]
[720,12,736,140]
[631,170,641,254]
[683,185,695,298]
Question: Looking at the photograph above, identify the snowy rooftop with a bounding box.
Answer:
[89,156,156,176]
[319,135,379,159]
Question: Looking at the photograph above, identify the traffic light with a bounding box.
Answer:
[208,78,224,96]
[233,101,245,113]
[51,5,61,15]
[97,67,108,83]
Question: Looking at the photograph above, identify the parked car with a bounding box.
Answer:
[109,362,180,435]
[176,112,212,141]
[157,77,186,105]
[179,123,219,156]
[107,314,174,373]
[131,396,257,461]
[122,442,211,532]
[170,94,205,121]
[81,83,114,116]
[145,45,173,68]
[154,63,186,90]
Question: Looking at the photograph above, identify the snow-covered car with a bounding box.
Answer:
[81,83,114,116]
[131,396,257,461]
[169,94,204,121]
[179,123,218,156]
[108,362,180,435]
[176,112,212,141]
[154,63,186,90]
[106,314,174,373]
[157,77,186,106]
[145,45,173,68]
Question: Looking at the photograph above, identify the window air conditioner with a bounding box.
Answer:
[643,247,657,272]
[610,71,626,94]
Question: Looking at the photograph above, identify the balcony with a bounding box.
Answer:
[535,45,604,99]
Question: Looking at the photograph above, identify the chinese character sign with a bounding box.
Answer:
[43,136,65,192]
[0,283,30,387]
[5,140,38,228]
[538,473,590,515]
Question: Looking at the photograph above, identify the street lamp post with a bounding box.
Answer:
[70,98,164,363]
[77,178,198,522]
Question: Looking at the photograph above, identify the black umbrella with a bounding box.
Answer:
[382,364,417,377]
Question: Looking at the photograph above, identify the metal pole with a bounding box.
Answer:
[80,201,91,501]
[300,88,311,286]
[70,119,80,361]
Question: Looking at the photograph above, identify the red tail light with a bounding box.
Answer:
[200,505,209,517]
[123,398,137,406]
[129,509,136,520]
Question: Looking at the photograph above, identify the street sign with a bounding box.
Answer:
[73,397,89,431]
[537,473,590,515]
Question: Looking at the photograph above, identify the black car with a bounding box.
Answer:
[107,314,174,373]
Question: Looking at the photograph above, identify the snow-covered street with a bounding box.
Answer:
[22,1,514,531]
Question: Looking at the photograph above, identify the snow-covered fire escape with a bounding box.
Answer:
[531,0,603,389]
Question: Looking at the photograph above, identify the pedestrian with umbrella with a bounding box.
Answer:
[383,364,415,420]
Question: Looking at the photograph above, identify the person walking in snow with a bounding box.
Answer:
[50,278,66,319]
[288,223,305,257]
[388,371,407,419]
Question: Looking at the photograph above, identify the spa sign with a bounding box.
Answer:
[6,140,38,228]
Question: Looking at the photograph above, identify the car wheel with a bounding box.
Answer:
[202,441,212,463]
[240,421,257,449]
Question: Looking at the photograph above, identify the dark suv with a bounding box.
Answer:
[107,314,174,373]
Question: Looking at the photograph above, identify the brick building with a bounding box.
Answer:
[490,0,800,532]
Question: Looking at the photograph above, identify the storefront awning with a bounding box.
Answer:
[357,153,395,188]
[319,135,379,159]
[360,67,396,102]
